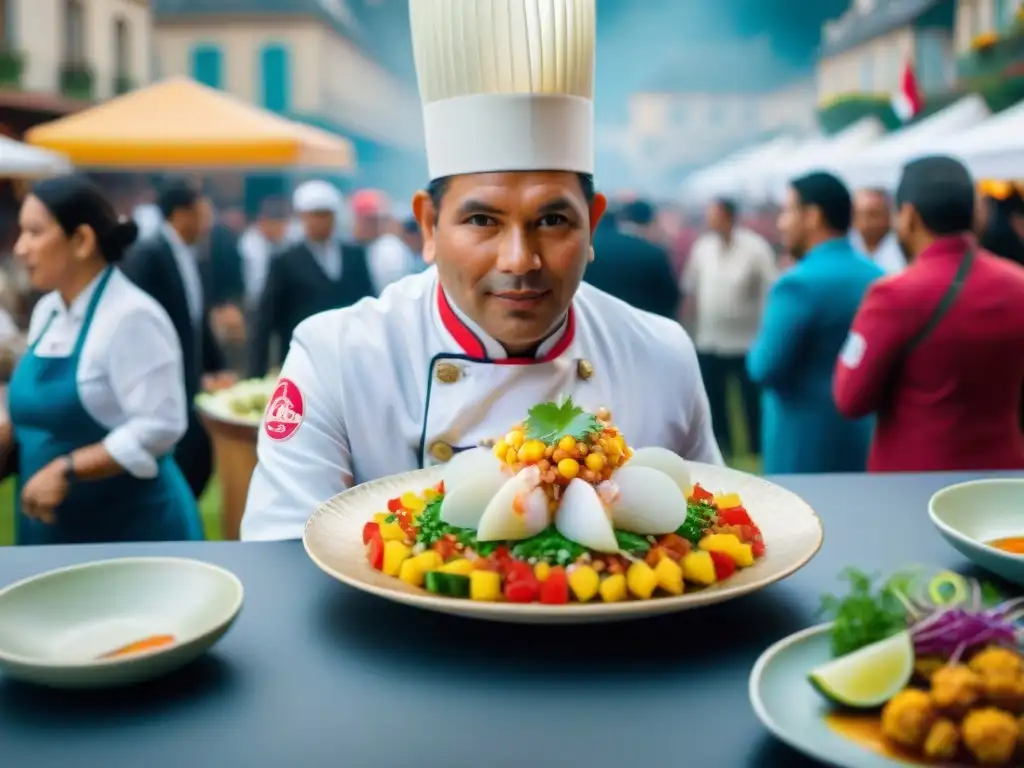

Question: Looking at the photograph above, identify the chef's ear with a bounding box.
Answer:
[588,192,608,238]
[412,190,436,265]
[71,224,98,262]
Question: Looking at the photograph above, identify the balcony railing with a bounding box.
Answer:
[0,47,24,88]
[59,61,94,100]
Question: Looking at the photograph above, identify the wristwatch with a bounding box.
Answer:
[60,455,77,484]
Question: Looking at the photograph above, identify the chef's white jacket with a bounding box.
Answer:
[241,270,722,541]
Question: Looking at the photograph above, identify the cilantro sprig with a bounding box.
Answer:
[524,397,602,444]
[818,568,909,657]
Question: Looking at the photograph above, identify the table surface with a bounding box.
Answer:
[0,471,1019,768]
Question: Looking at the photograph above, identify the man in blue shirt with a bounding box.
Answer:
[747,172,883,473]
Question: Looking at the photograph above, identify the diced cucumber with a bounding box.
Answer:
[424,571,471,598]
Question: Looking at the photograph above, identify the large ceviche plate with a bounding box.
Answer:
[304,399,823,623]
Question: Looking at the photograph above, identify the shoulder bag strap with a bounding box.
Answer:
[899,247,976,360]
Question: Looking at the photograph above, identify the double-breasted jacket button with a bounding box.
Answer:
[429,441,454,462]
[478,437,496,448]
[435,362,461,384]
[576,359,594,380]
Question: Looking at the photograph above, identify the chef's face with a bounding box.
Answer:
[413,171,607,355]
[14,194,97,293]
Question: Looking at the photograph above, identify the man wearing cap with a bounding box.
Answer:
[352,189,417,290]
[241,0,721,541]
[248,180,375,377]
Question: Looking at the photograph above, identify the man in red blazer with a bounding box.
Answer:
[834,156,1024,472]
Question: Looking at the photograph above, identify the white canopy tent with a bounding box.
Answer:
[680,135,798,204]
[0,136,71,178]
[834,94,990,190]
[764,117,886,202]
[928,99,1024,180]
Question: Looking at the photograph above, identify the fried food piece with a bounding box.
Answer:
[914,655,946,682]
[923,717,960,762]
[930,664,984,714]
[969,646,1024,713]
[969,647,1022,679]
[961,707,1018,765]
[881,689,936,750]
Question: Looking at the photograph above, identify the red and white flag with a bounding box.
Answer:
[892,59,924,122]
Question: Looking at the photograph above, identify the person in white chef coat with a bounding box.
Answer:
[3,175,200,544]
[240,0,722,541]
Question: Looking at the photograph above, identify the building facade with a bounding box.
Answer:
[955,0,1022,51]
[153,0,425,198]
[817,0,957,103]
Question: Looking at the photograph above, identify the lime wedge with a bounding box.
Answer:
[808,631,914,708]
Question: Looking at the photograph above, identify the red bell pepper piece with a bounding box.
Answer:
[504,575,539,603]
[504,559,533,583]
[752,539,766,558]
[691,483,714,503]
[386,497,404,513]
[432,535,456,560]
[708,550,736,581]
[435,480,445,494]
[362,521,380,545]
[539,566,569,605]
[717,507,752,527]
[366,532,384,570]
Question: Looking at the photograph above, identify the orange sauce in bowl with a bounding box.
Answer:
[96,634,176,660]
[987,536,1024,555]
[825,714,974,766]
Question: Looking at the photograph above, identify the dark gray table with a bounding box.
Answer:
[0,472,1019,768]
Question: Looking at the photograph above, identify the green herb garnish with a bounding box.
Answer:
[818,568,909,657]
[384,514,398,524]
[675,499,718,544]
[511,527,588,566]
[414,496,497,555]
[614,530,651,555]
[523,397,602,444]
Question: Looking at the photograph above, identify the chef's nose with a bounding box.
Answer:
[495,227,541,274]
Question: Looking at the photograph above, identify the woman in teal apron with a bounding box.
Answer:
[6,176,201,545]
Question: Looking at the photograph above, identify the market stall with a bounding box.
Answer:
[0,136,71,178]
[928,97,1024,180]
[680,135,799,205]
[24,76,355,171]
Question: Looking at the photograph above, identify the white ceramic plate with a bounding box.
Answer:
[304,462,823,624]
[0,557,244,689]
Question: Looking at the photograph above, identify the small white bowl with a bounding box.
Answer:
[929,478,1024,588]
[0,557,243,689]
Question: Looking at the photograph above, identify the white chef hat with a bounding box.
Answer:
[410,0,596,181]
[293,180,343,214]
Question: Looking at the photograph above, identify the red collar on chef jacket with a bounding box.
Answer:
[436,287,576,365]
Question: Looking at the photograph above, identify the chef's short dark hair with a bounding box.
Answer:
[427,172,596,214]
[31,174,138,263]
[790,172,852,233]
[895,156,974,235]
[712,197,737,219]
[157,178,201,220]
[619,199,656,226]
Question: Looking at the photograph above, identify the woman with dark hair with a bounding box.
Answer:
[980,191,1024,268]
[1,175,201,544]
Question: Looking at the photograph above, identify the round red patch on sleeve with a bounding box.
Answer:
[264,378,304,441]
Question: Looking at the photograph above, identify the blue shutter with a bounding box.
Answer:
[259,43,291,113]
[191,44,222,89]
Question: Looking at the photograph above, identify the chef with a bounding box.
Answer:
[241,0,721,541]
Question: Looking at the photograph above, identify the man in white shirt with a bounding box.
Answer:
[351,189,415,291]
[850,187,905,274]
[682,197,776,459]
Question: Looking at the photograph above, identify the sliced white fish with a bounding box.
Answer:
[475,466,549,542]
[555,478,619,553]
[439,473,508,528]
[604,465,688,534]
[441,447,506,495]
[625,446,691,494]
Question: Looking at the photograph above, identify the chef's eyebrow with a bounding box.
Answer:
[536,197,576,215]
[455,200,504,217]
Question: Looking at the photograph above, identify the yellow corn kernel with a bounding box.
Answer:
[626,561,658,600]
[557,458,580,480]
[654,557,684,595]
[382,540,412,577]
[599,573,628,603]
[440,559,475,576]
[400,491,426,514]
[505,430,524,449]
[699,533,744,556]
[557,435,576,452]
[714,493,742,510]
[398,557,426,587]
[504,448,518,465]
[410,551,443,572]
[469,570,502,601]
[518,439,547,463]
[534,562,551,581]
[682,551,716,585]
[568,565,600,602]
[492,439,510,459]
[584,452,605,472]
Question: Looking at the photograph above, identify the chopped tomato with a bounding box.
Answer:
[717,507,753,527]
[659,533,692,556]
[644,547,666,567]
[752,539,766,558]
[397,513,417,538]
[708,550,736,581]
[605,557,625,575]
[690,483,714,503]
[504,575,539,603]
[539,567,569,605]
[504,560,534,583]
[362,521,380,545]
[436,480,445,494]
[386,497,404,514]
[366,532,384,570]
[432,535,457,560]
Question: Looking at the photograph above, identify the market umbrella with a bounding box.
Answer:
[23,76,355,171]
[0,136,72,178]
